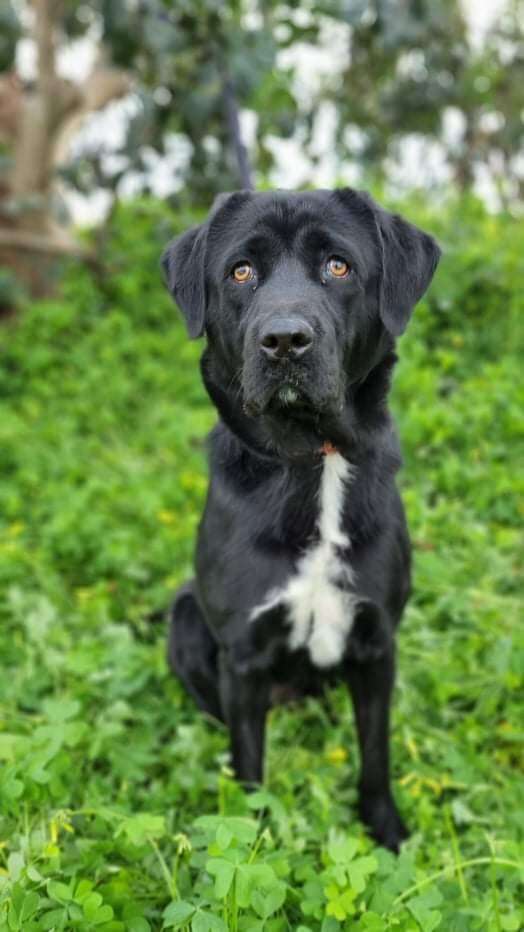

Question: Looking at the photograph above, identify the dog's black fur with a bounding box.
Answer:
[162,189,440,851]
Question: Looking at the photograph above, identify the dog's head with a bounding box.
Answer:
[162,189,440,461]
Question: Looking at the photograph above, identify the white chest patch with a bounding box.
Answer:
[250,452,357,668]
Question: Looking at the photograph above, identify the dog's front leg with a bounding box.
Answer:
[346,642,408,852]
[218,650,270,786]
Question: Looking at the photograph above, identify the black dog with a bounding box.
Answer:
[162,189,440,851]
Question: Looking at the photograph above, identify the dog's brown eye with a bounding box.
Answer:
[327,256,350,278]
[232,262,254,283]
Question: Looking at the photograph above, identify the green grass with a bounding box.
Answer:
[0,197,523,931]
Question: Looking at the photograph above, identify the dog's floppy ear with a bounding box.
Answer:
[161,191,252,339]
[340,189,441,337]
[161,224,207,339]
[373,202,441,336]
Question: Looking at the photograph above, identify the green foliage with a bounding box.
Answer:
[0,2,20,72]
[0,196,523,930]
[0,268,24,316]
[308,0,524,199]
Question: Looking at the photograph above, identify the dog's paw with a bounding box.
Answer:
[359,794,409,853]
[346,602,392,664]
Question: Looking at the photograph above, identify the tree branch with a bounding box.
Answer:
[83,66,132,112]
[222,70,253,190]
[52,66,132,169]
[0,227,90,258]
[33,0,61,117]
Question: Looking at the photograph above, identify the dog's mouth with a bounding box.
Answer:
[244,382,319,420]
[274,384,301,406]
[240,376,350,462]
[269,384,316,414]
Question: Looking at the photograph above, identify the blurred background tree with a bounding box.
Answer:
[320,0,523,206]
[0,0,297,295]
[0,0,522,299]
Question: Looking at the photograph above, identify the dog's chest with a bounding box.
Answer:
[251,452,357,668]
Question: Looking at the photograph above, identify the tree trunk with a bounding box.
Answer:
[1,1,68,293]
[0,0,131,299]
[453,113,475,193]
[222,69,253,190]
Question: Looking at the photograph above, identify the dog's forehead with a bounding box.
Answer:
[207,190,374,256]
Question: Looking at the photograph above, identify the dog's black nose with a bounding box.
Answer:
[260,318,314,360]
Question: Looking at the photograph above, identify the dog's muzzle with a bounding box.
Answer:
[241,313,342,419]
